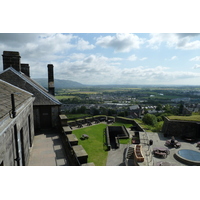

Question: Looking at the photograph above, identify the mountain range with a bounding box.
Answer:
[33,78,85,89]
[33,78,189,89]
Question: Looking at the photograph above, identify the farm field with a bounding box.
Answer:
[55,85,200,105]
[55,95,77,100]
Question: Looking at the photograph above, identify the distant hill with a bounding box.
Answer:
[33,78,85,89]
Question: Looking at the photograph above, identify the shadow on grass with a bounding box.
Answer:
[103,128,110,151]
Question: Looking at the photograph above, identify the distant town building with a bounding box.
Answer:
[128,105,142,118]
[171,97,190,103]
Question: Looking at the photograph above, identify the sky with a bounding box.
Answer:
[2,33,200,86]
[0,1,200,86]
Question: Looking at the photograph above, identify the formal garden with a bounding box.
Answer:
[72,122,132,166]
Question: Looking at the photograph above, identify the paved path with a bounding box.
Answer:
[28,130,69,166]
[106,144,128,166]
[147,131,200,166]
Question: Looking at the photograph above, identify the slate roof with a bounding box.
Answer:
[129,105,140,110]
[0,67,61,106]
[0,79,33,120]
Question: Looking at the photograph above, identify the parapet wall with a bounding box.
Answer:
[162,117,200,138]
[59,115,89,166]
[115,117,144,131]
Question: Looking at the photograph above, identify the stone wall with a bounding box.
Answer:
[162,117,200,138]
[115,117,144,131]
[33,105,60,130]
[0,99,35,166]
[59,115,89,166]
[51,106,60,128]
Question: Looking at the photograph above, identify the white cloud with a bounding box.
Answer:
[96,33,144,52]
[128,55,147,61]
[147,33,200,50]
[171,56,177,60]
[128,54,137,61]
[192,64,200,69]
[1,33,200,85]
[68,53,86,60]
[109,57,123,61]
[50,56,200,85]
[140,57,147,61]
[190,56,200,61]
[119,65,200,85]
[0,33,95,62]
[76,38,95,50]
[51,54,122,84]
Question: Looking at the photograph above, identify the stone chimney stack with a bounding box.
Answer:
[47,64,55,96]
[21,64,30,77]
[2,51,21,72]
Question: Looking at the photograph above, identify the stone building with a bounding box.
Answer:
[0,51,62,131]
[0,79,35,166]
[128,105,142,118]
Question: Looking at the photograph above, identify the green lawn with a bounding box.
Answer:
[72,122,131,166]
[112,122,132,128]
[134,118,153,132]
[168,114,200,122]
[72,124,108,166]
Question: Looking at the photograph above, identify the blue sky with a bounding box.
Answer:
[1,33,200,85]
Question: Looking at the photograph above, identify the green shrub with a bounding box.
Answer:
[142,113,157,126]
[156,116,163,122]
[151,121,164,132]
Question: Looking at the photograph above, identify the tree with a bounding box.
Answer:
[142,113,157,126]
[92,108,100,115]
[118,112,126,117]
[70,108,77,114]
[77,106,86,114]
[163,104,171,113]
[178,104,184,115]
[108,109,117,116]
[156,104,162,111]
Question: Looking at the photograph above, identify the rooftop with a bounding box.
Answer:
[0,79,33,120]
[0,67,61,106]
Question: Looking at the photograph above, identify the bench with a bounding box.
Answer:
[134,145,144,162]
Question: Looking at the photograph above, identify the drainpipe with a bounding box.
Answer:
[11,93,16,118]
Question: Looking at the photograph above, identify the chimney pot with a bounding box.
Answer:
[47,64,55,96]
[2,51,21,72]
[21,63,30,77]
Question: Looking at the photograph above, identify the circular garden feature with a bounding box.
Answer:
[174,149,200,165]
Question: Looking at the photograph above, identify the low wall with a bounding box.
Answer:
[105,125,129,150]
[134,144,144,162]
[105,127,111,150]
[59,117,93,166]
[59,114,68,126]
[116,117,144,131]
[162,117,200,138]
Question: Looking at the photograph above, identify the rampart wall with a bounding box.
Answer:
[162,117,200,138]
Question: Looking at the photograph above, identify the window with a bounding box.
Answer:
[14,124,20,166]
[28,115,32,147]
[20,128,25,166]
